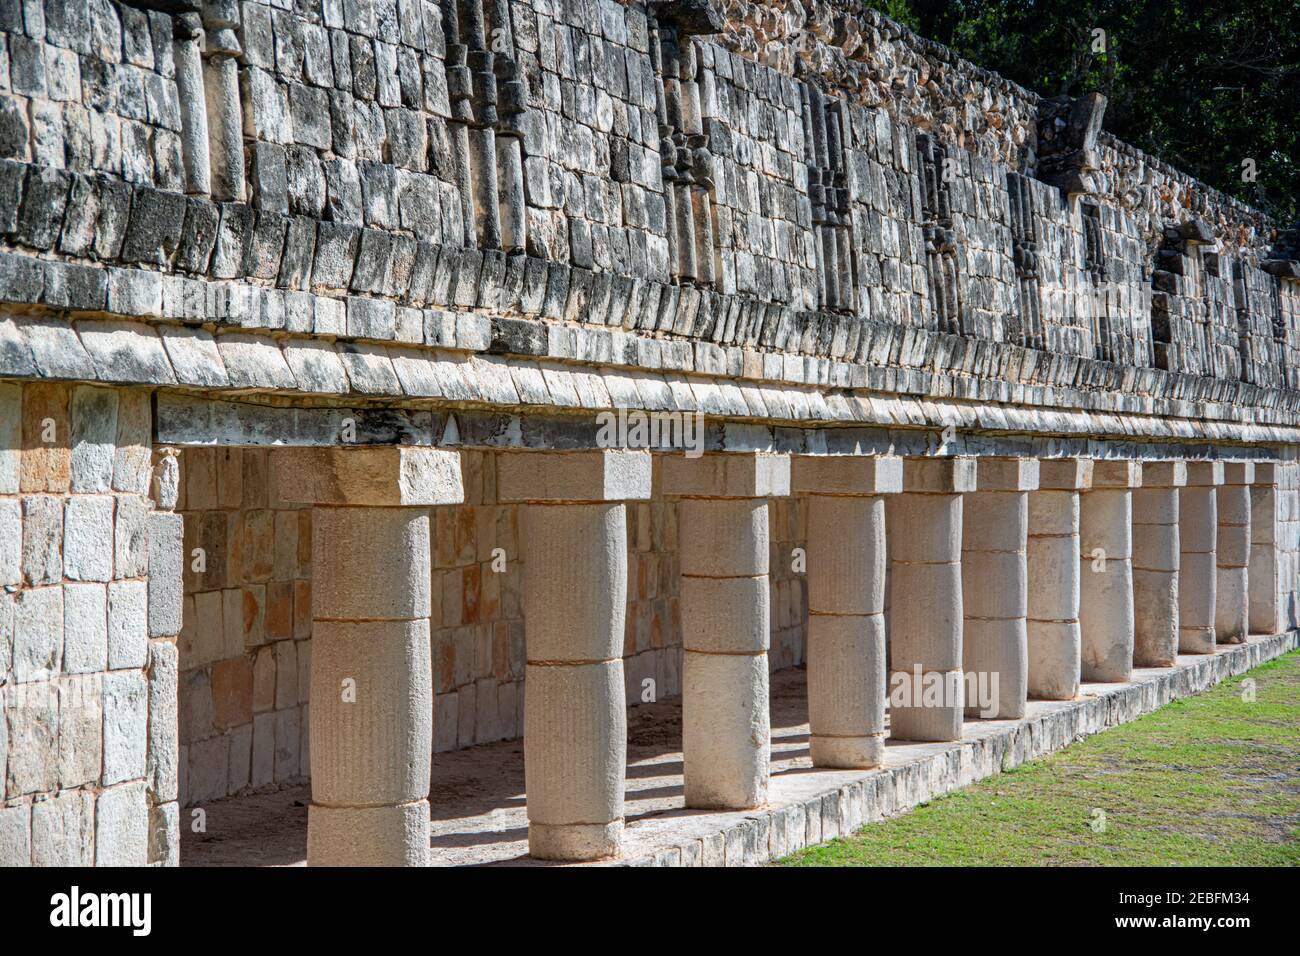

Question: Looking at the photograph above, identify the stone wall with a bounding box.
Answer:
[173,444,807,804]
[0,380,179,866]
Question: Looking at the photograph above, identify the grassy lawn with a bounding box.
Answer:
[779,649,1300,866]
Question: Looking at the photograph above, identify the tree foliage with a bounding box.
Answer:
[880,1,1300,226]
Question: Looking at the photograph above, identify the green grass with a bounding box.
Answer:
[779,649,1300,866]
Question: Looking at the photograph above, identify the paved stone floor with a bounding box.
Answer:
[181,632,1295,867]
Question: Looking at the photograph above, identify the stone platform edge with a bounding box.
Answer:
[609,631,1298,867]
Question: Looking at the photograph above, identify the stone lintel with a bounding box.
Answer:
[972,456,1039,492]
[899,456,976,494]
[1220,462,1255,485]
[1036,457,1093,490]
[497,449,652,502]
[1090,459,1142,489]
[277,446,464,506]
[660,452,791,498]
[791,455,902,496]
[1140,461,1187,488]
[1185,461,1225,486]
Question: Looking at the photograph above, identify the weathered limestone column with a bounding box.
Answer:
[661,453,791,809]
[497,450,651,861]
[1079,460,1140,683]
[279,447,464,867]
[172,13,211,196]
[962,458,1039,719]
[1249,463,1281,635]
[200,3,245,202]
[1131,461,1185,667]
[1179,462,1223,654]
[887,457,977,742]
[792,455,902,768]
[1216,463,1253,644]
[1027,458,1091,699]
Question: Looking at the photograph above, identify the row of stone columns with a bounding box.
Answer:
[277,448,1277,866]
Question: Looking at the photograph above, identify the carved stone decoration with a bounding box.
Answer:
[1035,92,1107,196]
[649,2,724,289]
[199,0,245,203]
[799,74,854,313]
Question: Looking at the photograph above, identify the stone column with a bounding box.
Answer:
[279,447,464,867]
[172,13,211,196]
[962,458,1039,720]
[1132,461,1185,667]
[1027,458,1091,699]
[1249,463,1281,635]
[1216,463,1253,644]
[200,4,245,203]
[498,450,651,861]
[887,457,977,742]
[1079,460,1140,683]
[1179,462,1223,654]
[792,455,902,768]
[661,453,790,810]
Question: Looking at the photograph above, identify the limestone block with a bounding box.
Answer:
[1133,568,1179,667]
[13,584,61,683]
[889,562,963,670]
[973,457,1039,492]
[1027,535,1078,623]
[1185,461,1225,487]
[523,661,626,856]
[1037,457,1093,490]
[888,493,961,563]
[95,781,148,866]
[1079,485,1134,682]
[21,494,62,586]
[1090,460,1142,488]
[278,446,464,506]
[147,511,184,637]
[0,804,29,866]
[102,670,148,786]
[1027,621,1080,699]
[0,498,18,587]
[307,801,429,867]
[900,456,976,493]
[1140,461,1187,489]
[522,503,627,662]
[807,495,885,614]
[962,619,1027,718]
[678,497,768,576]
[1216,567,1249,643]
[69,386,118,494]
[963,550,1027,619]
[148,801,179,867]
[498,449,651,502]
[681,576,770,654]
[1079,489,1132,558]
[791,455,902,496]
[62,582,108,674]
[107,580,148,670]
[147,639,178,803]
[311,507,430,620]
[62,494,114,581]
[32,789,93,866]
[310,618,432,807]
[807,614,885,758]
[660,452,790,498]
[682,650,768,809]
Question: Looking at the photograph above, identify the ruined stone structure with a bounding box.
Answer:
[1,0,1299,867]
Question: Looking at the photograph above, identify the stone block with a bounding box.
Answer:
[95,781,148,866]
[497,450,652,502]
[277,446,464,506]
